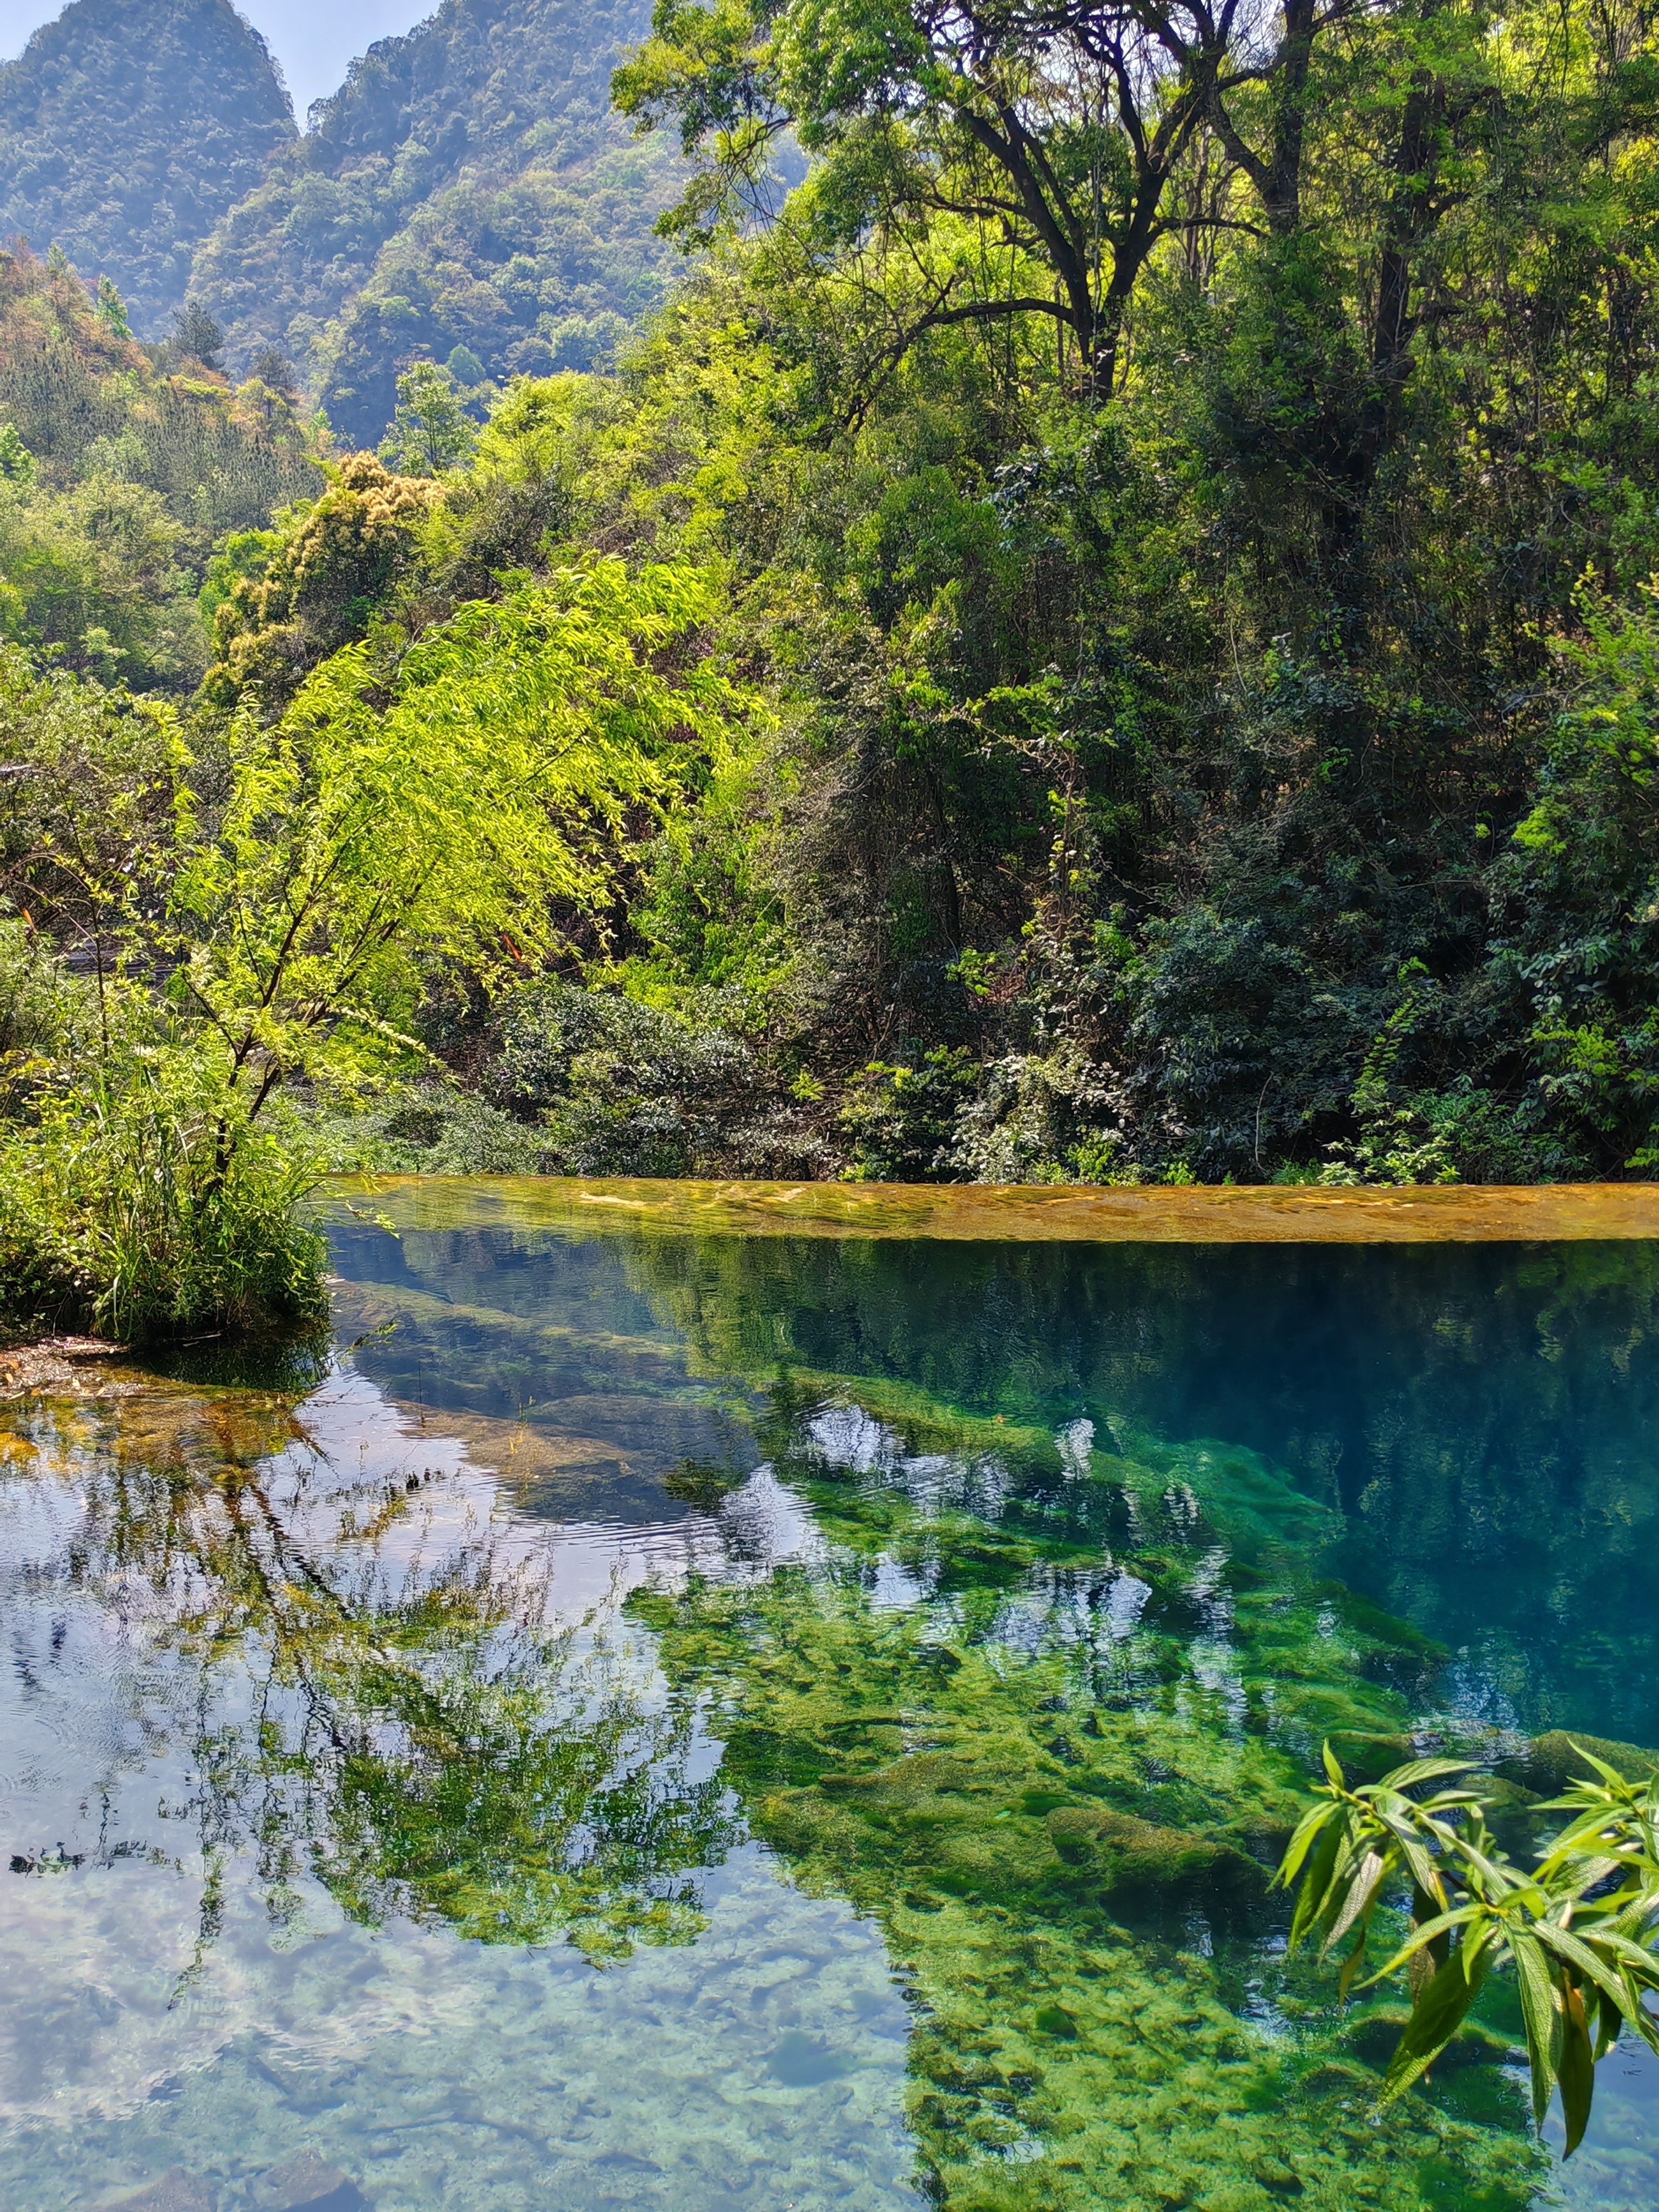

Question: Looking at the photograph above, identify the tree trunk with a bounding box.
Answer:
[1356,6,1446,482]
[1265,0,1317,233]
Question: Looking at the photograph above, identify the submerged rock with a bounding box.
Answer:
[253,2155,367,2212]
[1045,1802,1267,1901]
[105,2174,216,2212]
[1341,2009,1519,2073]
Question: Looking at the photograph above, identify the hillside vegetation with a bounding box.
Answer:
[0,0,293,336]
[6,0,1659,1340]
[203,0,1659,1198]
[191,0,686,443]
[0,246,320,685]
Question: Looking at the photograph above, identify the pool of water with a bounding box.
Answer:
[3,1186,1659,2210]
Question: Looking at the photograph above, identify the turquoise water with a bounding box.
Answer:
[3,1195,1658,2209]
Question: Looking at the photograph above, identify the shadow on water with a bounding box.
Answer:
[137,1323,337,1396]
[2,1190,1658,2209]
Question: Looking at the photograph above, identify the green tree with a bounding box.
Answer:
[379,361,479,477]
[0,424,33,486]
[171,299,226,373]
[171,558,746,1116]
[616,0,1347,400]
[0,470,203,686]
[203,453,439,711]
[93,275,130,339]
[0,557,754,1336]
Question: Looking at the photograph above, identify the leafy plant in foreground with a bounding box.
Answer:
[1278,1744,1659,2154]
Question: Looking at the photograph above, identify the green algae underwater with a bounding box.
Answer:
[4,1184,1659,2210]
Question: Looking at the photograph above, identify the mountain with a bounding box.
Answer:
[0,0,295,338]
[191,0,684,446]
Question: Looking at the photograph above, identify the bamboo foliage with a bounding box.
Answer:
[163,556,750,1110]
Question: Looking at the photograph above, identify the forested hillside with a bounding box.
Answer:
[574,0,1659,1191]
[0,246,320,685]
[191,0,686,442]
[185,0,1659,1199]
[0,0,294,336]
[5,0,1659,1341]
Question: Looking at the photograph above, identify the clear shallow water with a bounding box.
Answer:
[3,1196,1659,2210]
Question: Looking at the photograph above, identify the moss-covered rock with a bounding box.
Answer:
[1497,1727,1659,1795]
[1044,1803,1267,1903]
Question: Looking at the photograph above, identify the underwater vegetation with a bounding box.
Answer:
[627,1385,1558,2212]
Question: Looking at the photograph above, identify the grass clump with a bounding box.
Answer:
[0,1067,326,1342]
[0,915,325,1339]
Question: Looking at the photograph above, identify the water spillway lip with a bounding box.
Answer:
[320,1175,1659,1243]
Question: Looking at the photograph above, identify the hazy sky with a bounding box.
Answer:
[0,1,437,120]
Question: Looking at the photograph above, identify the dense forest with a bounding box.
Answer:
[191,0,688,433]
[3,0,1659,1335]
[0,0,293,334]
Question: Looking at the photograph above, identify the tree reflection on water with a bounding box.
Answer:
[3,1360,739,1973]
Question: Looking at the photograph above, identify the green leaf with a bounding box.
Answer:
[1380,1940,1491,2103]
[1558,1981,1595,2159]
[1572,1925,1659,1987]
[1288,1809,1346,1953]
[1323,1741,1346,1789]
[1563,1741,1645,1792]
[1624,1990,1659,2059]
[1512,1931,1563,2129]
[1594,1985,1623,2062]
[1446,1830,1523,1898]
[1601,1897,1659,1948]
[1366,1757,1477,1792]
[1363,1904,1479,1986]
[1324,1847,1388,1955]
[1373,1809,1444,1901]
[1277,1798,1339,1890]
[1531,1921,1636,2017]
[1338,1925,1371,2002]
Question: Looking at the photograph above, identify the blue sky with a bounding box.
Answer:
[0,1,436,121]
